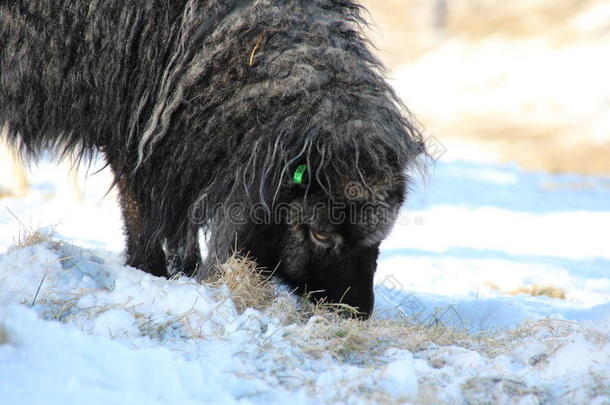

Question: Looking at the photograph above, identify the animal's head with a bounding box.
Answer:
[221,82,424,318]
[201,6,425,315]
[238,162,408,319]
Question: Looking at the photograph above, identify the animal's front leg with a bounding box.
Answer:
[165,237,203,278]
[115,174,168,278]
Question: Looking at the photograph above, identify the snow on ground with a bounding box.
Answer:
[377,158,610,331]
[0,156,609,404]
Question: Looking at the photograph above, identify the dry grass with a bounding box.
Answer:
[4,241,605,403]
[0,325,8,345]
[207,253,608,393]
[486,281,567,300]
[462,377,548,405]
[136,310,194,340]
[209,254,503,362]
[441,120,610,175]
[3,237,579,363]
[5,210,59,252]
[10,228,57,252]
[208,254,277,313]
[205,255,491,362]
[3,224,604,402]
[510,285,566,299]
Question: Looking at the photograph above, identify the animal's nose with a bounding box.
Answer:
[341,289,374,320]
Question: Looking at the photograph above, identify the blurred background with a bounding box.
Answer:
[362,0,610,174]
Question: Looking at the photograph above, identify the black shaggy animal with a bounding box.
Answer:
[0,0,424,317]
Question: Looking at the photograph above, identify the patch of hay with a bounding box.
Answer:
[208,254,489,361]
[5,210,59,252]
[486,281,567,299]
[462,377,548,405]
[210,260,605,403]
[208,254,277,313]
[0,325,8,345]
[510,285,567,299]
[11,228,57,251]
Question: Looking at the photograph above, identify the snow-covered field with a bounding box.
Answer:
[1,152,609,404]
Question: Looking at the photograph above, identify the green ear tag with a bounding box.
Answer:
[293,165,308,185]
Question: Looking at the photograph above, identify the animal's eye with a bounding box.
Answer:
[309,229,335,247]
